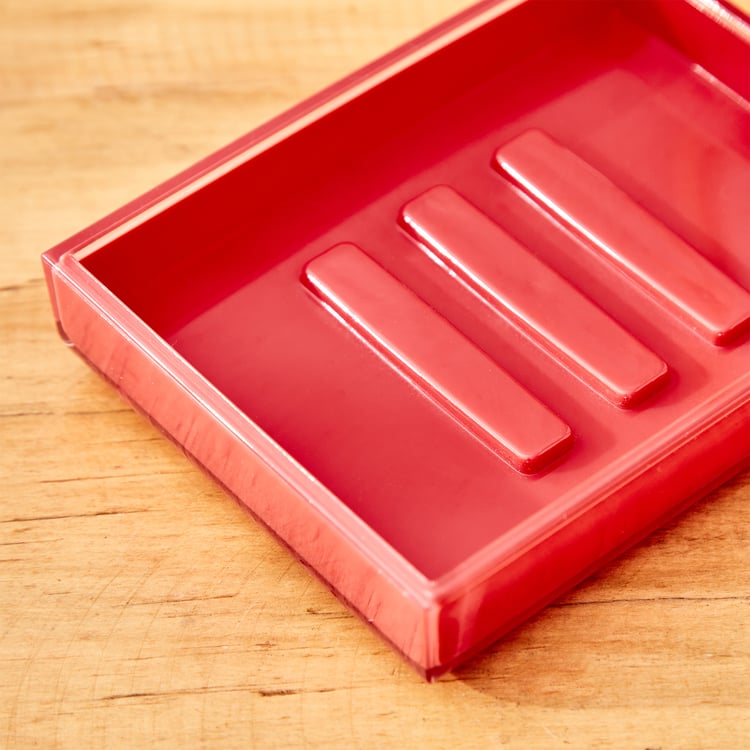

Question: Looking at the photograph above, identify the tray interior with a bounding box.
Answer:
[80,0,750,580]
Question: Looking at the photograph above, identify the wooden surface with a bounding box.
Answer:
[2,1,749,747]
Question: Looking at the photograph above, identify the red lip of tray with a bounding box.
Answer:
[42,0,750,679]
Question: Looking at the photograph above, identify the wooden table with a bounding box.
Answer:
[2,1,749,747]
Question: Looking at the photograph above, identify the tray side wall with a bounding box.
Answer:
[47,263,436,674]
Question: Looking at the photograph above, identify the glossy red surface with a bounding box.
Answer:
[401,185,671,407]
[43,0,750,678]
[305,242,574,473]
[494,129,750,346]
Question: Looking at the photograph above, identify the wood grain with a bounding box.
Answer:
[1,1,749,747]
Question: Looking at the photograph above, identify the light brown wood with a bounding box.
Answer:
[2,1,749,747]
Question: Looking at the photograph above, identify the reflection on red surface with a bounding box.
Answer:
[494,129,750,346]
[401,185,670,406]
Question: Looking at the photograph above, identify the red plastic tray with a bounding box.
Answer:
[42,0,750,679]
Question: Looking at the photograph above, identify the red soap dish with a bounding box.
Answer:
[42,0,750,679]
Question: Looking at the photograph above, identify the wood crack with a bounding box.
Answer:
[1,509,150,523]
